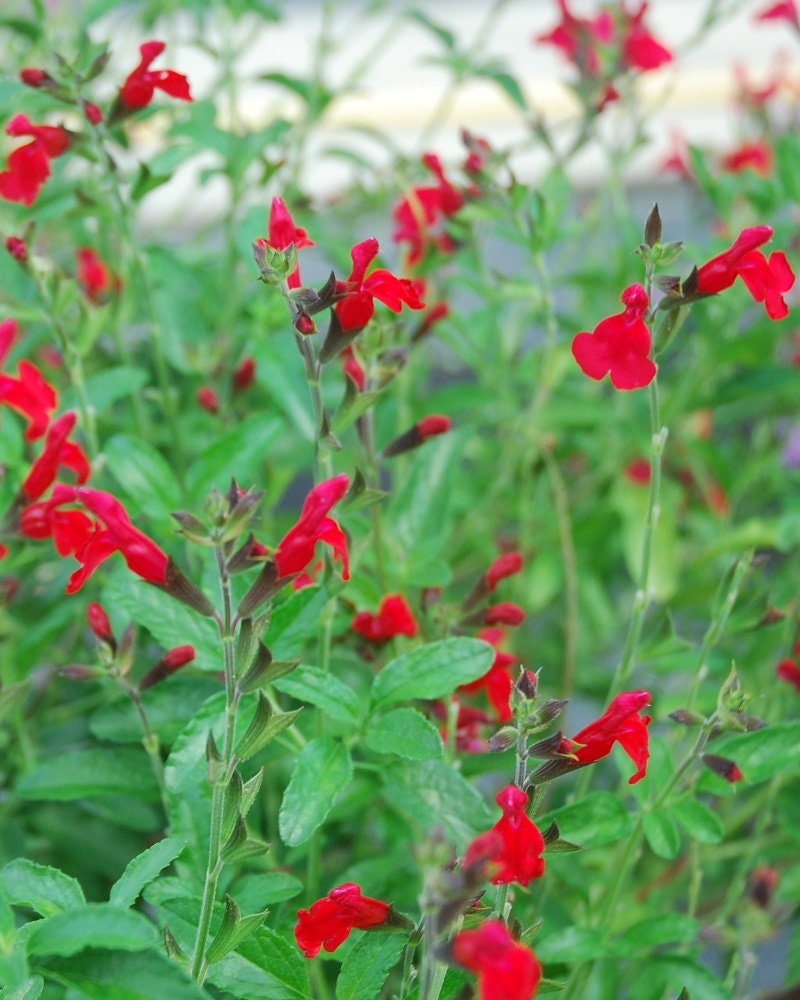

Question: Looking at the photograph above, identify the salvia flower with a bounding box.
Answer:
[485,551,524,590]
[20,484,169,593]
[754,1,799,25]
[459,627,517,723]
[197,386,220,414]
[572,284,657,390]
[392,152,466,267]
[233,356,256,392]
[334,238,424,332]
[695,226,795,320]
[0,358,59,441]
[77,247,121,304]
[275,474,350,580]
[464,785,545,886]
[352,594,418,642]
[721,140,773,176]
[536,0,614,74]
[119,41,193,109]
[87,601,115,646]
[484,602,525,627]
[0,113,70,206]
[294,883,391,958]
[5,236,28,262]
[620,2,674,71]
[702,753,745,783]
[777,656,800,691]
[563,689,652,784]
[139,644,196,691]
[452,919,542,1000]
[21,411,91,501]
[257,196,315,289]
[383,414,451,457]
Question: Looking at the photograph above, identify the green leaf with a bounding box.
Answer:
[265,586,329,660]
[337,932,407,1000]
[45,949,209,999]
[643,809,682,860]
[90,676,222,744]
[617,914,700,953]
[387,759,493,849]
[165,690,250,794]
[537,792,634,848]
[673,798,724,845]
[185,413,284,497]
[25,904,158,956]
[205,894,268,965]
[371,637,492,707]
[0,978,44,1000]
[230,872,303,911]
[104,434,182,520]
[709,722,800,783]
[279,737,353,846]
[648,955,732,1000]
[480,69,527,110]
[364,707,443,760]
[109,836,186,909]
[209,926,311,999]
[17,747,160,802]
[536,926,606,963]
[61,366,148,416]
[0,860,86,917]
[274,665,362,723]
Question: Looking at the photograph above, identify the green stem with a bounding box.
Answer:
[122,679,167,811]
[190,547,238,984]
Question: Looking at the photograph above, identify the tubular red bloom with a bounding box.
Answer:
[294,883,390,958]
[77,247,120,304]
[0,318,19,365]
[434,699,494,753]
[453,919,542,1000]
[162,644,196,670]
[335,238,424,331]
[86,601,114,644]
[620,1,674,71]
[84,103,104,125]
[20,484,169,593]
[233,356,256,392]
[695,226,795,320]
[754,1,799,24]
[484,602,525,627]
[341,346,366,390]
[0,113,70,206]
[417,414,451,440]
[485,552,524,590]
[464,785,545,886]
[264,196,314,289]
[5,236,28,262]
[197,386,220,414]
[460,627,516,723]
[565,690,652,784]
[352,594,418,642]
[703,753,745,783]
[20,68,52,88]
[572,284,657,390]
[275,474,350,580]
[0,358,59,441]
[120,40,193,109]
[777,657,800,691]
[721,140,773,175]
[392,153,466,267]
[536,0,614,74]
[21,411,91,501]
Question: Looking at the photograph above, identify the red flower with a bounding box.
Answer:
[572,284,656,390]
[754,1,799,24]
[84,103,104,125]
[721,140,773,176]
[625,458,651,485]
[459,627,516,723]
[464,785,545,886]
[233,356,256,392]
[535,0,614,74]
[392,153,466,267]
[434,699,494,753]
[341,346,366,390]
[275,474,350,580]
[87,601,115,645]
[120,40,192,109]
[295,883,390,958]
[453,919,542,1000]
[383,414,451,457]
[5,236,28,262]
[334,238,424,332]
[484,602,525,627]
[352,594,418,642]
[695,226,795,320]
[258,196,315,290]
[0,318,19,364]
[77,247,121,304]
[139,644,196,691]
[777,657,800,691]
[563,690,652,784]
[21,411,91,501]
[485,552,524,590]
[20,484,169,593]
[0,358,59,441]
[0,113,70,206]
[197,386,220,414]
[620,2,673,71]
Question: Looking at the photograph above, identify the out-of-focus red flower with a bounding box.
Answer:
[721,140,773,176]
[0,358,58,441]
[572,284,656,390]
[275,474,350,581]
[383,414,451,457]
[392,152,466,267]
[562,690,652,784]
[625,458,651,485]
[5,236,28,262]
[620,2,673,71]
[22,411,91,501]
[434,699,494,753]
[777,656,800,690]
[334,238,424,332]
[754,1,799,25]
[87,601,115,645]
[257,196,315,290]
[536,0,614,74]
[197,386,220,414]
[119,40,192,109]
[459,626,516,723]
[484,602,525,627]
[0,113,70,206]
[84,102,104,125]
[20,484,169,593]
[485,552,524,590]
[233,356,256,392]
[659,130,693,180]
[695,226,795,320]
[464,785,545,886]
[341,345,366,390]
[139,644,196,691]
[453,919,542,1000]
[295,883,390,958]
[20,68,53,88]
[352,594,418,642]
[77,247,121,304]
[0,318,19,364]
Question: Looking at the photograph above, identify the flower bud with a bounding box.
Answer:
[197,386,219,414]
